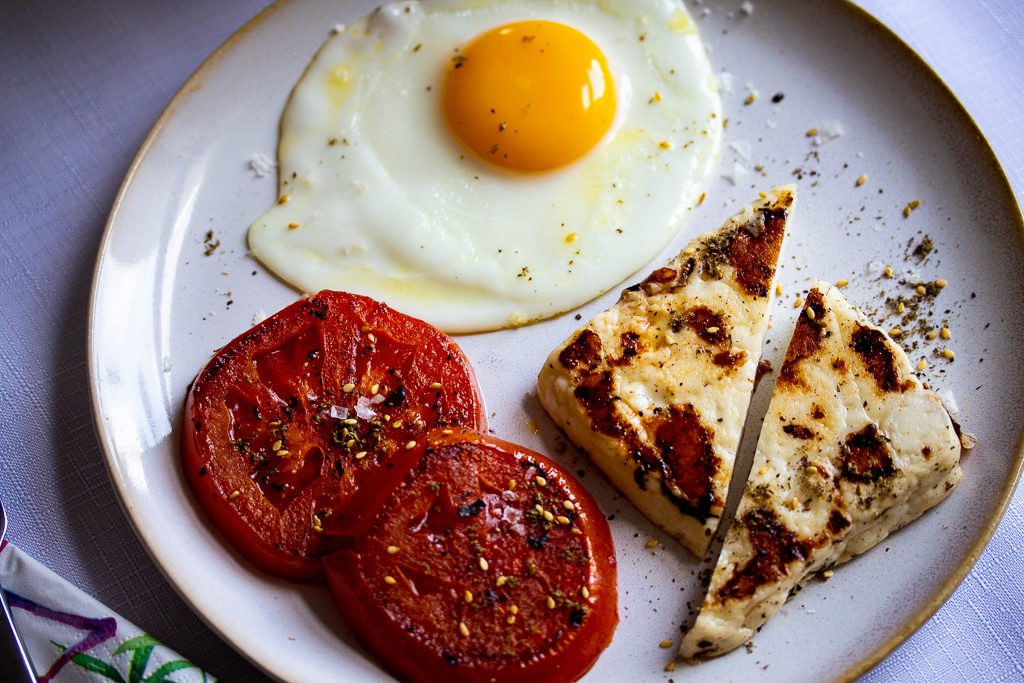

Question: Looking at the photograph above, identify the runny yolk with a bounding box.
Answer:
[443,20,616,173]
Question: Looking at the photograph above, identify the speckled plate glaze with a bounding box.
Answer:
[88,1,1024,681]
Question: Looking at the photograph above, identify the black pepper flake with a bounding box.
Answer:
[457,499,486,518]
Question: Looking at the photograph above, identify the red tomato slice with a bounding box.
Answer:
[182,291,487,580]
[323,428,618,683]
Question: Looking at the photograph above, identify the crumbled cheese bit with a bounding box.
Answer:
[856,174,868,187]
[740,1,754,15]
[721,161,749,186]
[812,120,844,146]
[247,153,276,178]
[645,538,660,549]
[960,432,978,450]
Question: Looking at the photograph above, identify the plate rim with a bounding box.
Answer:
[86,1,1024,681]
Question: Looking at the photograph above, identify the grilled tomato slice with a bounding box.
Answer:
[182,291,487,580]
[323,428,618,683]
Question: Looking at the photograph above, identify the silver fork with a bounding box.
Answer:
[0,499,37,682]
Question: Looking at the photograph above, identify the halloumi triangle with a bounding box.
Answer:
[537,186,794,556]
[680,282,963,658]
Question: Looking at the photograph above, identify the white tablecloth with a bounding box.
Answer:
[0,0,1020,680]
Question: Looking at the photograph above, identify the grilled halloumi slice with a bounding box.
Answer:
[537,187,794,556]
[680,283,963,658]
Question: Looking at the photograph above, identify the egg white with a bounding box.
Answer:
[249,0,721,333]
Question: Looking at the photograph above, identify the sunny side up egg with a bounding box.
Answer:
[248,0,722,333]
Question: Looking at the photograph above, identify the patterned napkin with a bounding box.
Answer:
[0,541,213,682]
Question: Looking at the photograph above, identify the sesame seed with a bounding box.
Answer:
[342,383,356,393]
[535,476,547,487]
[665,660,677,672]
[917,359,927,371]
[556,515,571,525]
[793,297,803,309]
[392,420,403,428]
[506,615,516,624]
[889,327,902,336]
[563,500,575,511]
[384,575,397,585]
[935,279,948,288]
[658,140,671,150]
[272,440,283,451]
[479,558,489,571]
[510,605,519,615]
[836,279,849,288]
[441,428,454,435]
[343,418,358,425]
[287,222,300,230]
[659,640,674,649]
[387,545,400,554]
[405,440,417,450]
[775,284,783,296]
[823,569,834,579]
[927,330,939,340]
[897,302,906,314]
[744,93,756,105]
[788,496,799,510]
[884,266,894,278]
[534,504,544,513]
[345,439,355,448]
[367,333,376,343]
[360,325,371,332]
[355,451,367,460]
[464,590,473,603]
[683,247,696,256]
[277,450,290,457]
[571,528,583,535]
[546,596,557,609]
[229,490,241,500]
[805,127,818,137]
[855,174,868,186]
[706,326,720,334]
[916,285,927,296]
[459,622,469,637]
[805,308,816,321]
[496,576,507,587]
[645,538,660,549]
[430,381,443,389]
[370,383,380,395]
[943,348,955,360]
[542,510,554,522]
[278,194,290,205]
[581,587,590,599]
[757,465,769,475]
[941,327,951,339]
[650,91,662,103]
[269,421,281,427]
[565,232,578,244]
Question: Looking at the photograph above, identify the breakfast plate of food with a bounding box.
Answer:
[88,0,1024,681]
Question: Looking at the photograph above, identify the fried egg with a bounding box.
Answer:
[249,0,721,333]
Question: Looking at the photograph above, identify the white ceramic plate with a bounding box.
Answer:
[89,1,1024,681]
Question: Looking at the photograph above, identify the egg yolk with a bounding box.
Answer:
[443,21,616,173]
